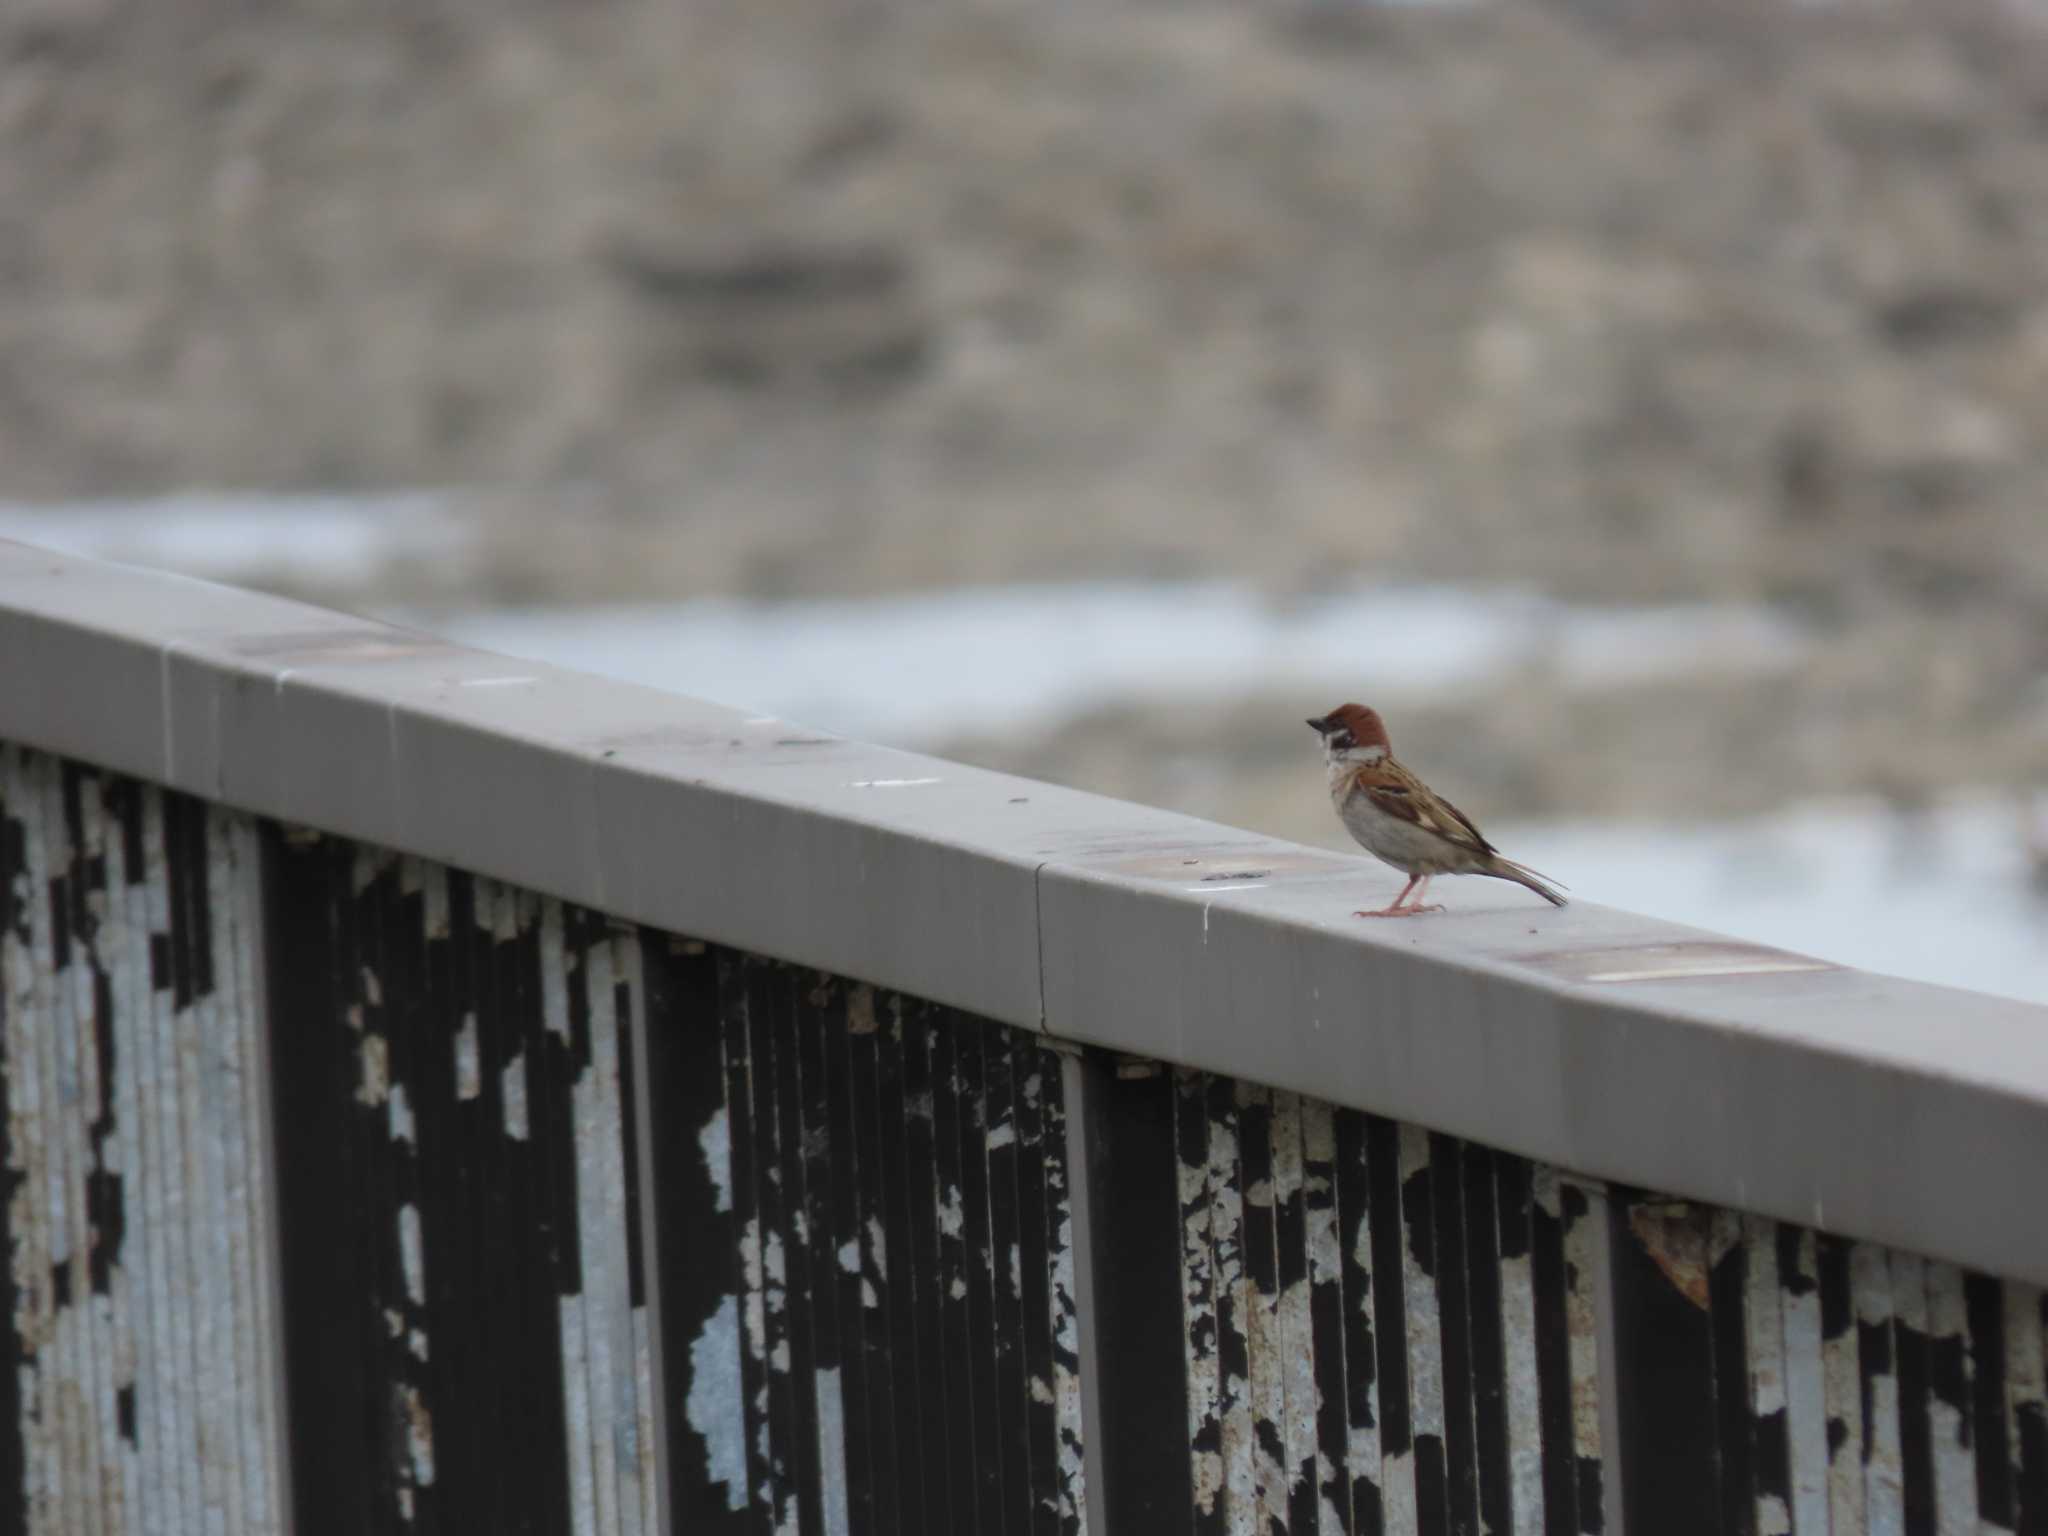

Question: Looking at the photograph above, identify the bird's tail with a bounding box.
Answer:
[1485,856,1569,907]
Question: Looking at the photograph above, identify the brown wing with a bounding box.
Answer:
[1347,757,1498,856]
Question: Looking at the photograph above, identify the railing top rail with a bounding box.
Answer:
[5,537,2045,1281]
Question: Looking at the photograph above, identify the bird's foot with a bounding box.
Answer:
[1352,903,1441,918]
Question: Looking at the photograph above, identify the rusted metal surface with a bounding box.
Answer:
[0,743,285,1536]
[634,946,1087,1536]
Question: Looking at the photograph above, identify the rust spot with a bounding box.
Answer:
[1517,939,1833,985]
[846,984,879,1036]
[1627,1201,1741,1310]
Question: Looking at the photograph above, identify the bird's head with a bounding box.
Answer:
[1306,703,1390,763]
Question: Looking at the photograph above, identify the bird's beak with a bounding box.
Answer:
[1306,716,1329,734]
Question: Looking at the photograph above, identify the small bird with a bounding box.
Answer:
[1307,703,1567,916]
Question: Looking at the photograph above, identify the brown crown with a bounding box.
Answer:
[1316,703,1390,750]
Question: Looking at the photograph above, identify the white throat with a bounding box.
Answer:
[1325,740,1385,766]
[1324,739,1384,794]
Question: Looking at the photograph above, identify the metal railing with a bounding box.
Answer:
[2,538,2045,1535]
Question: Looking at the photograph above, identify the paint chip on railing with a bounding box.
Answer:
[1521,940,1834,985]
[687,1294,748,1512]
[847,777,943,788]
[700,1106,732,1213]
[454,1013,480,1100]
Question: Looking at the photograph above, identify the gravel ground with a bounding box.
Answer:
[5,0,2046,820]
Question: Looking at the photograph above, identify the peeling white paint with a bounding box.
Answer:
[454,1013,480,1101]
[388,1083,415,1146]
[1267,1093,1314,1528]
[501,1049,529,1141]
[360,964,383,1009]
[700,1106,733,1213]
[1925,1261,1977,1536]
[986,1120,1015,1152]
[1499,1242,1542,1536]
[399,1203,426,1307]
[1856,1243,1904,1535]
[1741,1214,1790,1536]
[837,1240,860,1276]
[400,1383,435,1485]
[422,863,451,940]
[815,1367,850,1536]
[937,1184,964,1239]
[1822,1234,1866,1533]
[1205,1087,1254,1525]
[356,1034,390,1106]
[1778,1227,1830,1536]
[1398,1125,1446,1444]
[1381,1448,1418,1536]
[867,1216,887,1280]
[1560,1178,1607,1518]
[846,985,878,1035]
[686,1295,748,1512]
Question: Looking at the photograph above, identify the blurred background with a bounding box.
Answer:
[3,0,2046,999]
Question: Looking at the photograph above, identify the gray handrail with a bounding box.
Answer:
[4,536,2044,1285]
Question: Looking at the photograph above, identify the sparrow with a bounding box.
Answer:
[1307,703,1567,916]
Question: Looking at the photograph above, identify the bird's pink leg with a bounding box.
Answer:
[1407,875,1443,914]
[1355,874,1423,918]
